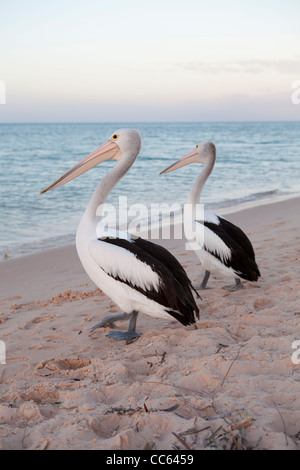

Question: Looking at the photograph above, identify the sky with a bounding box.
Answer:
[0,0,300,122]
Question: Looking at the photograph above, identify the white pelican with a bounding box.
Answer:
[160,141,260,290]
[41,129,199,340]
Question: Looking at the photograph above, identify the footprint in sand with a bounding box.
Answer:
[35,358,91,376]
[253,298,274,311]
[89,413,136,439]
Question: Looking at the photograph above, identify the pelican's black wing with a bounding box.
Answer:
[98,236,200,326]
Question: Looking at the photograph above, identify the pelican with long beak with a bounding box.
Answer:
[160,142,260,290]
[41,130,199,340]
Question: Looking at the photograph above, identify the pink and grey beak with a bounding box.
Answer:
[160,149,199,175]
[40,140,121,194]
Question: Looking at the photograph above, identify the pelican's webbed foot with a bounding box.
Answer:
[106,330,140,341]
[223,278,245,291]
[91,310,141,341]
[106,311,140,341]
[90,312,131,332]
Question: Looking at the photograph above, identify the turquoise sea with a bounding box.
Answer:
[0,122,299,259]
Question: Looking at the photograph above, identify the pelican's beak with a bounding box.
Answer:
[40,140,121,194]
[160,149,199,175]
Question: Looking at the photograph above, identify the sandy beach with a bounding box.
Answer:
[0,195,299,450]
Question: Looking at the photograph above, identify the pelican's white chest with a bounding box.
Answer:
[75,214,171,319]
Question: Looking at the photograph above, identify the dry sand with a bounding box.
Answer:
[0,196,299,450]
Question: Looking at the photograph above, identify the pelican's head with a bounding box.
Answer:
[40,129,142,194]
[160,141,216,175]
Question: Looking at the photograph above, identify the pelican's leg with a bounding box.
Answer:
[223,278,245,291]
[90,312,131,332]
[194,270,211,290]
[106,310,141,341]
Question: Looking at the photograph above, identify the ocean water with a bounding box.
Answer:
[0,122,299,259]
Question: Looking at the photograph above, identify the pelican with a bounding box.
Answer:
[160,141,260,290]
[41,129,199,340]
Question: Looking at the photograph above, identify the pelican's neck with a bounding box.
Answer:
[187,153,216,207]
[82,157,132,224]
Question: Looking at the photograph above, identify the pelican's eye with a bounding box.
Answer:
[111,133,119,141]
[196,144,199,149]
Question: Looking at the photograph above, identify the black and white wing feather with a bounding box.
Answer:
[197,215,260,281]
[89,235,200,326]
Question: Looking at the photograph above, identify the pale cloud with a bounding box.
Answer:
[176,58,300,74]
